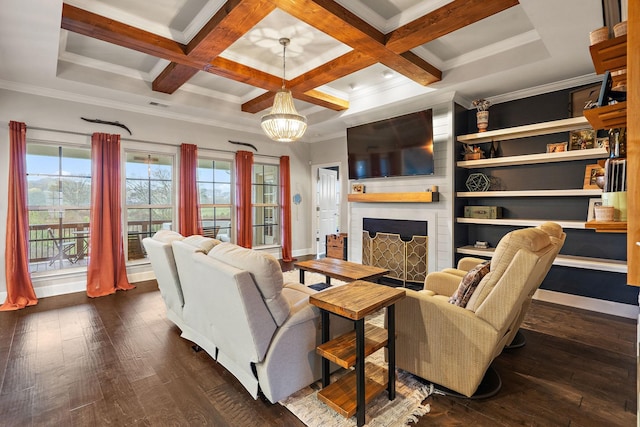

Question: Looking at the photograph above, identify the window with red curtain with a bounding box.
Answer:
[86,133,134,297]
[235,151,253,248]
[179,143,201,236]
[279,156,293,262]
[1,121,38,311]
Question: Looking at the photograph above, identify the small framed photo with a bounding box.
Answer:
[587,198,603,221]
[583,164,605,189]
[570,83,601,117]
[596,136,609,150]
[351,183,365,194]
[569,129,596,150]
[546,142,567,153]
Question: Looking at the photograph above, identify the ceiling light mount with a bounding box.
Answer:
[260,37,307,142]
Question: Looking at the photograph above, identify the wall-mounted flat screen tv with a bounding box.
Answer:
[347,109,434,179]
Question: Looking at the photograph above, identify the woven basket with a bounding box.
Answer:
[589,27,609,45]
[594,206,614,222]
[614,21,627,37]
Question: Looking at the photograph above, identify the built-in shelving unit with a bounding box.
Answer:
[457,147,608,168]
[583,101,627,130]
[456,246,627,274]
[456,218,589,229]
[584,220,627,233]
[347,192,438,203]
[457,116,590,144]
[455,102,627,286]
[584,34,627,131]
[589,33,626,78]
[457,189,603,198]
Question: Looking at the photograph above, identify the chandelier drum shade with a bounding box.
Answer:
[261,38,307,142]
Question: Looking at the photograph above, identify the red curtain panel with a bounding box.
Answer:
[86,133,134,297]
[235,150,253,248]
[179,143,202,236]
[1,121,38,311]
[279,156,293,262]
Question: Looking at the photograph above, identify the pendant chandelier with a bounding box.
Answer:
[261,38,307,142]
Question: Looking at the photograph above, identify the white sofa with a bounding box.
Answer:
[143,231,350,403]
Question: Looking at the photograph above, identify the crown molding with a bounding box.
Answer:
[0,79,266,138]
[487,73,602,106]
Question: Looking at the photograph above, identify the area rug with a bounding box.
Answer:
[280,270,433,426]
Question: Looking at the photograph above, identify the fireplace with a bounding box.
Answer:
[362,218,428,286]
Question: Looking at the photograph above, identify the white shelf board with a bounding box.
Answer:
[457,189,603,198]
[457,116,590,144]
[456,246,627,273]
[457,148,608,168]
[456,218,588,229]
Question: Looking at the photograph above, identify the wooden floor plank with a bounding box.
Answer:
[0,273,634,426]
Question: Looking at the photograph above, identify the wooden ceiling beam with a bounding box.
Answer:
[241,51,371,114]
[154,0,275,93]
[272,0,442,86]
[287,50,377,92]
[61,4,189,64]
[62,3,349,111]
[385,0,520,53]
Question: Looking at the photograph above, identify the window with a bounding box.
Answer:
[197,158,232,241]
[26,144,91,272]
[125,152,174,261]
[252,163,279,246]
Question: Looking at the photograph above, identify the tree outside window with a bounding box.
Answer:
[125,152,174,261]
[252,163,279,246]
[197,158,232,242]
[26,144,91,272]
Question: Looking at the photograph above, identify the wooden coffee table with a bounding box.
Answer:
[309,280,406,426]
[295,258,389,285]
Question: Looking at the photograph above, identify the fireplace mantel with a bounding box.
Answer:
[347,192,439,203]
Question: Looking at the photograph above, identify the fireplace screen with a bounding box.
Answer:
[362,231,428,285]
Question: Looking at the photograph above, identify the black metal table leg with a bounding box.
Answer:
[355,318,365,427]
[299,269,305,284]
[321,310,330,387]
[387,305,396,400]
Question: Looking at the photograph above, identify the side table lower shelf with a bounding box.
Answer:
[317,362,388,418]
[309,280,406,427]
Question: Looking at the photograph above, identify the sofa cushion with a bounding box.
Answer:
[208,243,290,326]
[448,261,491,308]
[182,235,221,253]
[152,230,184,243]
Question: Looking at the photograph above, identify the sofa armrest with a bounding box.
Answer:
[283,282,315,295]
[423,271,462,296]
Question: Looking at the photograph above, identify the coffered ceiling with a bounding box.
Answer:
[0,0,604,141]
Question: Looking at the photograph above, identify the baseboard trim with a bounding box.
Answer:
[533,289,639,319]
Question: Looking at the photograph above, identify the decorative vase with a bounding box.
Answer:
[476,111,489,132]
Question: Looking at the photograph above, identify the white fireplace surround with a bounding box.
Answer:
[349,206,438,276]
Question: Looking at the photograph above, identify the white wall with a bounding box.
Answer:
[345,102,455,271]
[308,101,456,271]
[309,138,350,236]
[0,88,314,298]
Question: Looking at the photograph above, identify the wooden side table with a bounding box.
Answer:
[309,281,406,427]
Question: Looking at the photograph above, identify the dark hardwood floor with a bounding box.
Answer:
[0,262,636,426]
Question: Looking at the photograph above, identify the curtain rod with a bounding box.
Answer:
[24,125,281,159]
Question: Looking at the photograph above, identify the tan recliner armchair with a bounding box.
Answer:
[395,223,564,397]
[441,222,566,348]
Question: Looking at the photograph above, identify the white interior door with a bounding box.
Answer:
[317,168,338,256]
